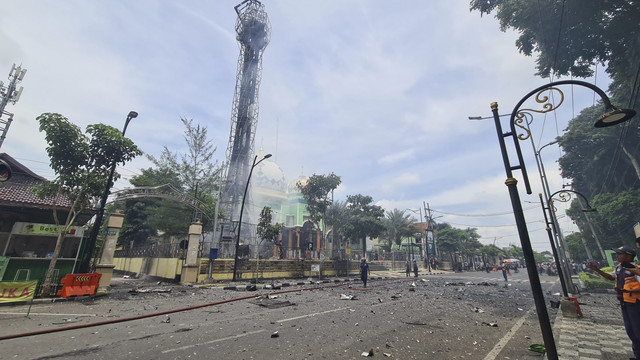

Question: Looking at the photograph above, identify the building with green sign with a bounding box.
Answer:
[0,153,93,288]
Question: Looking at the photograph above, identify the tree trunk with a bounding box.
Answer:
[622,144,640,181]
[40,231,66,296]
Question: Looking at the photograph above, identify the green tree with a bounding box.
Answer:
[124,118,221,241]
[505,245,524,259]
[558,104,640,195]
[257,206,284,256]
[469,1,640,91]
[564,232,590,261]
[381,209,415,252]
[568,189,640,250]
[33,113,141,295]
[256,206,284,273]
[435,226,482,269]
[342,194,385,256]
[148,118,220,195]
[324,200,348,255]
[297,173,342,231]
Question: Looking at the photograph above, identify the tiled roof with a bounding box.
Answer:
[0,153,73,209]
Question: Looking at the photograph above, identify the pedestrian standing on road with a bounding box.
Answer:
[589,246,640,360]
[405,261,411,277]
[501,263,508,282]
[413,260,418,277]
[360,258,370,288]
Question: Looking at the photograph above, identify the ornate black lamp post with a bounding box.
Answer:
[232,153,271,281]
[79,111,138,273]
[491,80,635,359]
[538,189,596,297]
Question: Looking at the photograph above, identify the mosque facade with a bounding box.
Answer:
[249,150,323,259]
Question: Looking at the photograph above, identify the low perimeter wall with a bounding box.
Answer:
[113,257,362,283]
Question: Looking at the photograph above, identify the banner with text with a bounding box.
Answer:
[0,281,38,303]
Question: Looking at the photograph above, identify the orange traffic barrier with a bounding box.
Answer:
[57,273,102,298]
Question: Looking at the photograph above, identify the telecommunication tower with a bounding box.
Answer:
[217,0,270,255]
[0,64,27,149]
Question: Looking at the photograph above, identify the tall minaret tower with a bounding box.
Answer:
[218,0,270,256]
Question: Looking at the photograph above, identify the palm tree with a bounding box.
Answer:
[382,209,415,252]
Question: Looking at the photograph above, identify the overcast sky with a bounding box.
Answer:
[0,1,611,252]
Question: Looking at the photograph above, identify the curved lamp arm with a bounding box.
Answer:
[547,189,596,213]
[508,80,635,195]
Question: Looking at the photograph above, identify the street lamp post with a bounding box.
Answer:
[534,140,575,295]
[546,189,600,261]
[491,80,635,360]
[538,193,569,297]
[232,153,271,281]
[79,111,138,273]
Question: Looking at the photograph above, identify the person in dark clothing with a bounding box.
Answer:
[360,258,370,288]
[501,263,508,282]
[413,260,418,277]
[405,261,411,277]
[590,246,640,360]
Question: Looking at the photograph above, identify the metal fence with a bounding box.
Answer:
[114,242,206,258]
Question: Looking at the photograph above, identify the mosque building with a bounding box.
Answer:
[249,150,322,259]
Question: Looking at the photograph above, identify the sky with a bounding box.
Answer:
[0,1,612,252]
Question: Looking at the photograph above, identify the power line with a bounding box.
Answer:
[431,205,539,217]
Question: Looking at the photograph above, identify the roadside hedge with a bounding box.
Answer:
[579,269,613,290]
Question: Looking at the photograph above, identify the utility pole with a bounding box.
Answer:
[0,64,27,149]
[424,202,435,272]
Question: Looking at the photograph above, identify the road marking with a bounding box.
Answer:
[483,306,534,360]
[276,307,348,323]
[0,312,97,317]
[162,329,265,353]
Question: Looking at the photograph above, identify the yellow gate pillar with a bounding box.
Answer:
[95,210,124,291]
[180,221,202,284]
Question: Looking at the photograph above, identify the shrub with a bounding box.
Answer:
[579,271,612,290]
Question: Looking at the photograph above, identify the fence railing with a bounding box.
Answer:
[114,242,201,258]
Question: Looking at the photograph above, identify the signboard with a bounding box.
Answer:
[426,231,435,255]
[311,264,320,272]
[634,222,640,239]
[98,230,118,237]
[13,222,84,237]
[0,281,37,303]
[345,248,351,255]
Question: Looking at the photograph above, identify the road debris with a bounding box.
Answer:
[361,349,374,357]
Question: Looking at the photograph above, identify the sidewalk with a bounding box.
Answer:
[554,287,633,359]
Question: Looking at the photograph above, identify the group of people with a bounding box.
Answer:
[405,260,419,277]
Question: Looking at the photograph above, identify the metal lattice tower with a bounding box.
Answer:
[0,64,27,149]
[217,0,270,254]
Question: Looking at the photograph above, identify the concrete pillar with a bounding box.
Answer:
[95,210,124,291]
[181,221,202,284]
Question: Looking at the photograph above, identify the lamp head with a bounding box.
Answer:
[594,107,636,128]
[264,154,272,159]
[127,111,139,120]
[581,206,597,213]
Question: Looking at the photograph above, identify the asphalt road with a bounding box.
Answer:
[0,270,562,359]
